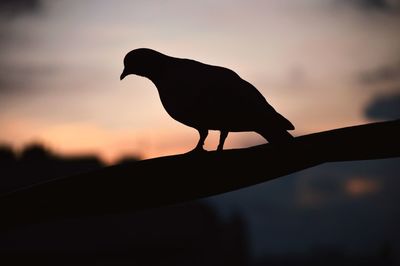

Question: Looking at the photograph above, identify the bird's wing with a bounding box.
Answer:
[229,77,295,130]
[204,66,294,130]
[174,60,269,109]
[161,59,293,130]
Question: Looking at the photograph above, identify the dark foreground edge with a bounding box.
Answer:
[1,120,399,228]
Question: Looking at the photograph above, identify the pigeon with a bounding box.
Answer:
[120,48,294,152]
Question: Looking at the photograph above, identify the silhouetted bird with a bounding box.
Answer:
[120,48,294,151]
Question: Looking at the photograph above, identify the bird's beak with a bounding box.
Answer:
[120,69,127,80]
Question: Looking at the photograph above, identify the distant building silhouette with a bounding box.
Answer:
[0,143,104,194]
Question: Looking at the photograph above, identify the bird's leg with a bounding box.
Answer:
[193,129,208,152]
[217,131,229,152]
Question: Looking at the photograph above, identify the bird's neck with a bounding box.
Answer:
[142,58,169,82]
[144,68,164,81]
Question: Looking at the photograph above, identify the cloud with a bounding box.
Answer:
[0,0,44,95]
[365,92,400,120]
[0,0,42,45]
[336,0,400,12]
[344,177,381,197]
[0,64,61,95]
[0,0,42,18]
[359,61,400,85]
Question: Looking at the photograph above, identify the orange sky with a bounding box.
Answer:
[0,0,399,164]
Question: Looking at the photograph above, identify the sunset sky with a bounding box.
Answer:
[1,0,400,260]
[0,0,399,163]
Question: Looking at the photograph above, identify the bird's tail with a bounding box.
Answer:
[275,112,295,130]
[257,110,295,143]
[257,128,294,144]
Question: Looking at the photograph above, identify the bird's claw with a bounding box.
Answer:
[186,147,207,154]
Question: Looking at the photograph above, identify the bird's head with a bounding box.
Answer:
[120,48,166,80]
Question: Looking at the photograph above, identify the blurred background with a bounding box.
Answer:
[0,0,399,265]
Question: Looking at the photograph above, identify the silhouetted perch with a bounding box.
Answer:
[1,120,399,227]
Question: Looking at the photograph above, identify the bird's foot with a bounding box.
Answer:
[186,146,207,154]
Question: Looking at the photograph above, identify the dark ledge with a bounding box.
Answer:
[1,120,399,228]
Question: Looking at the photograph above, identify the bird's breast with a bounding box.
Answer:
[153,80,203,127]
